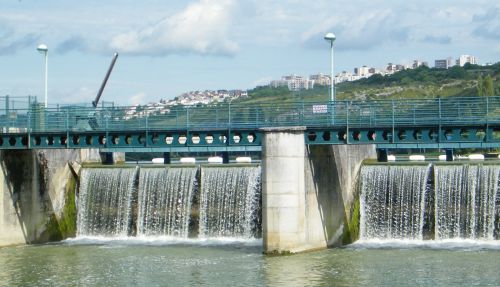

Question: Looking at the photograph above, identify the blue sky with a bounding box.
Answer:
[0,0,498,106]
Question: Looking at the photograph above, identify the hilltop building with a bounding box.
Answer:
[271,75,315,91]
[412,60,429,69]
[456,55,477,66]
[435,57,454,69]
[267,52,483,91]
[310,73,331,86]
[385,63,406,74]
[336,71,359,83]
[354,66,371,77]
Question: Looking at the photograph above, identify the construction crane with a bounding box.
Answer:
[74,52,119,130]
[93,52,119,108]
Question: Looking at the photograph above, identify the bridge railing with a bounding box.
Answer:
[0,96,498,133]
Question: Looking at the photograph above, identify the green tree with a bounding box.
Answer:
[483,75,494,96]
[448,66,466,79]
[477,75,484,96]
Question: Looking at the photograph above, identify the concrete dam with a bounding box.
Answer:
[1,128,499,253]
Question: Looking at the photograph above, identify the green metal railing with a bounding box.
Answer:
[0,96,498,133]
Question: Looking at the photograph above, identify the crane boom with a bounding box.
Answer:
[92,52,119,108]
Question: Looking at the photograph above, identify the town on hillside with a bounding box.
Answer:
[124,54,486,119]
[123,89,248,120]
[270,55,480,91]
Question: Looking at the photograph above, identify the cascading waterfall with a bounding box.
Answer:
[77,167,138,237]
[434,165,500,240]
[137,167,198,237]
[199,166,261,238]
[359,164,431,240]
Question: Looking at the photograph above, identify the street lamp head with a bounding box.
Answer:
[324,32,336,42]
[37,44,48,53]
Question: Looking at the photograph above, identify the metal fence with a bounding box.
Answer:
[0,96,498,133]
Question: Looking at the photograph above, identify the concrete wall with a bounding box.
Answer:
[304,145,376,248]
[0,149,101,246]
[262,127,376,253]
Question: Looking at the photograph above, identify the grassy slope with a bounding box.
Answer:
[237,63,500,105]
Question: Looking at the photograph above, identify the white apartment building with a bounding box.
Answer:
[456,55,477,66]
[385,63,405,74]
[354,66,371,77]
[310,73,331,85]
[335,71,359,83]
[271,75,314,91]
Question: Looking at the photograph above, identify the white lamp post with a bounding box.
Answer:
[324,33,336,103]
[37,44,48,108]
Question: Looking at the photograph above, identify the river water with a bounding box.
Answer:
[1,239,499,287]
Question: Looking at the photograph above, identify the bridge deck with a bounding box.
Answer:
[0,96,498,150]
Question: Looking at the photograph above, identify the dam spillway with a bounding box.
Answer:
[359,163,500,241]
[76,165,261,239]
[75,161,499,244]
[434,165,499,240]
[199,166,261,238]
[77,167,138,237]
[359,164,430,240]
[137,167,198,237]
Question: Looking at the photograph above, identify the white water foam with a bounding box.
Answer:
[63,236,262,247]
[349,238,500,251]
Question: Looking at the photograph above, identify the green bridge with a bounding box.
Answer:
[0,96,499,152]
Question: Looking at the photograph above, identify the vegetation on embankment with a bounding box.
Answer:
[342,195,360,245]
[39,175,78,241]
[59,175,77,238]
[236,62,499,104]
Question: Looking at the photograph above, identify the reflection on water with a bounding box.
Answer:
[1,241,499,287]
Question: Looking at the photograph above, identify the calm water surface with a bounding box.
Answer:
[0,238,499,287]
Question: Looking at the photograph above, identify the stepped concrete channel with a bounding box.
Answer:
[0,127,376,254]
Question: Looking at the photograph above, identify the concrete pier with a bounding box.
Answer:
[261,127,307,253]
[262,127,375,253]
[0,149,101,246]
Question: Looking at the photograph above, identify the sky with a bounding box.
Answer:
[0,0,498,106]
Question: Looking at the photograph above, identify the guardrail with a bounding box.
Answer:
[0,96,498,133]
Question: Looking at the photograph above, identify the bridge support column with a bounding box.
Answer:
[261,127,307,254]
[163,152,171,164]
[222,152,229,164]
[103,152,114,165]
[445,148,454,162]
[99,152,125,165]
[377,148,388,162]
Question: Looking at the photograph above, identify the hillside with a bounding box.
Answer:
[236,63,500,105]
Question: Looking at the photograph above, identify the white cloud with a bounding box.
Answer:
[110,0,238,56]
[301,9,411,50]
[0,22,39,54]
[297,1,498,52]
[472,6,500,40]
